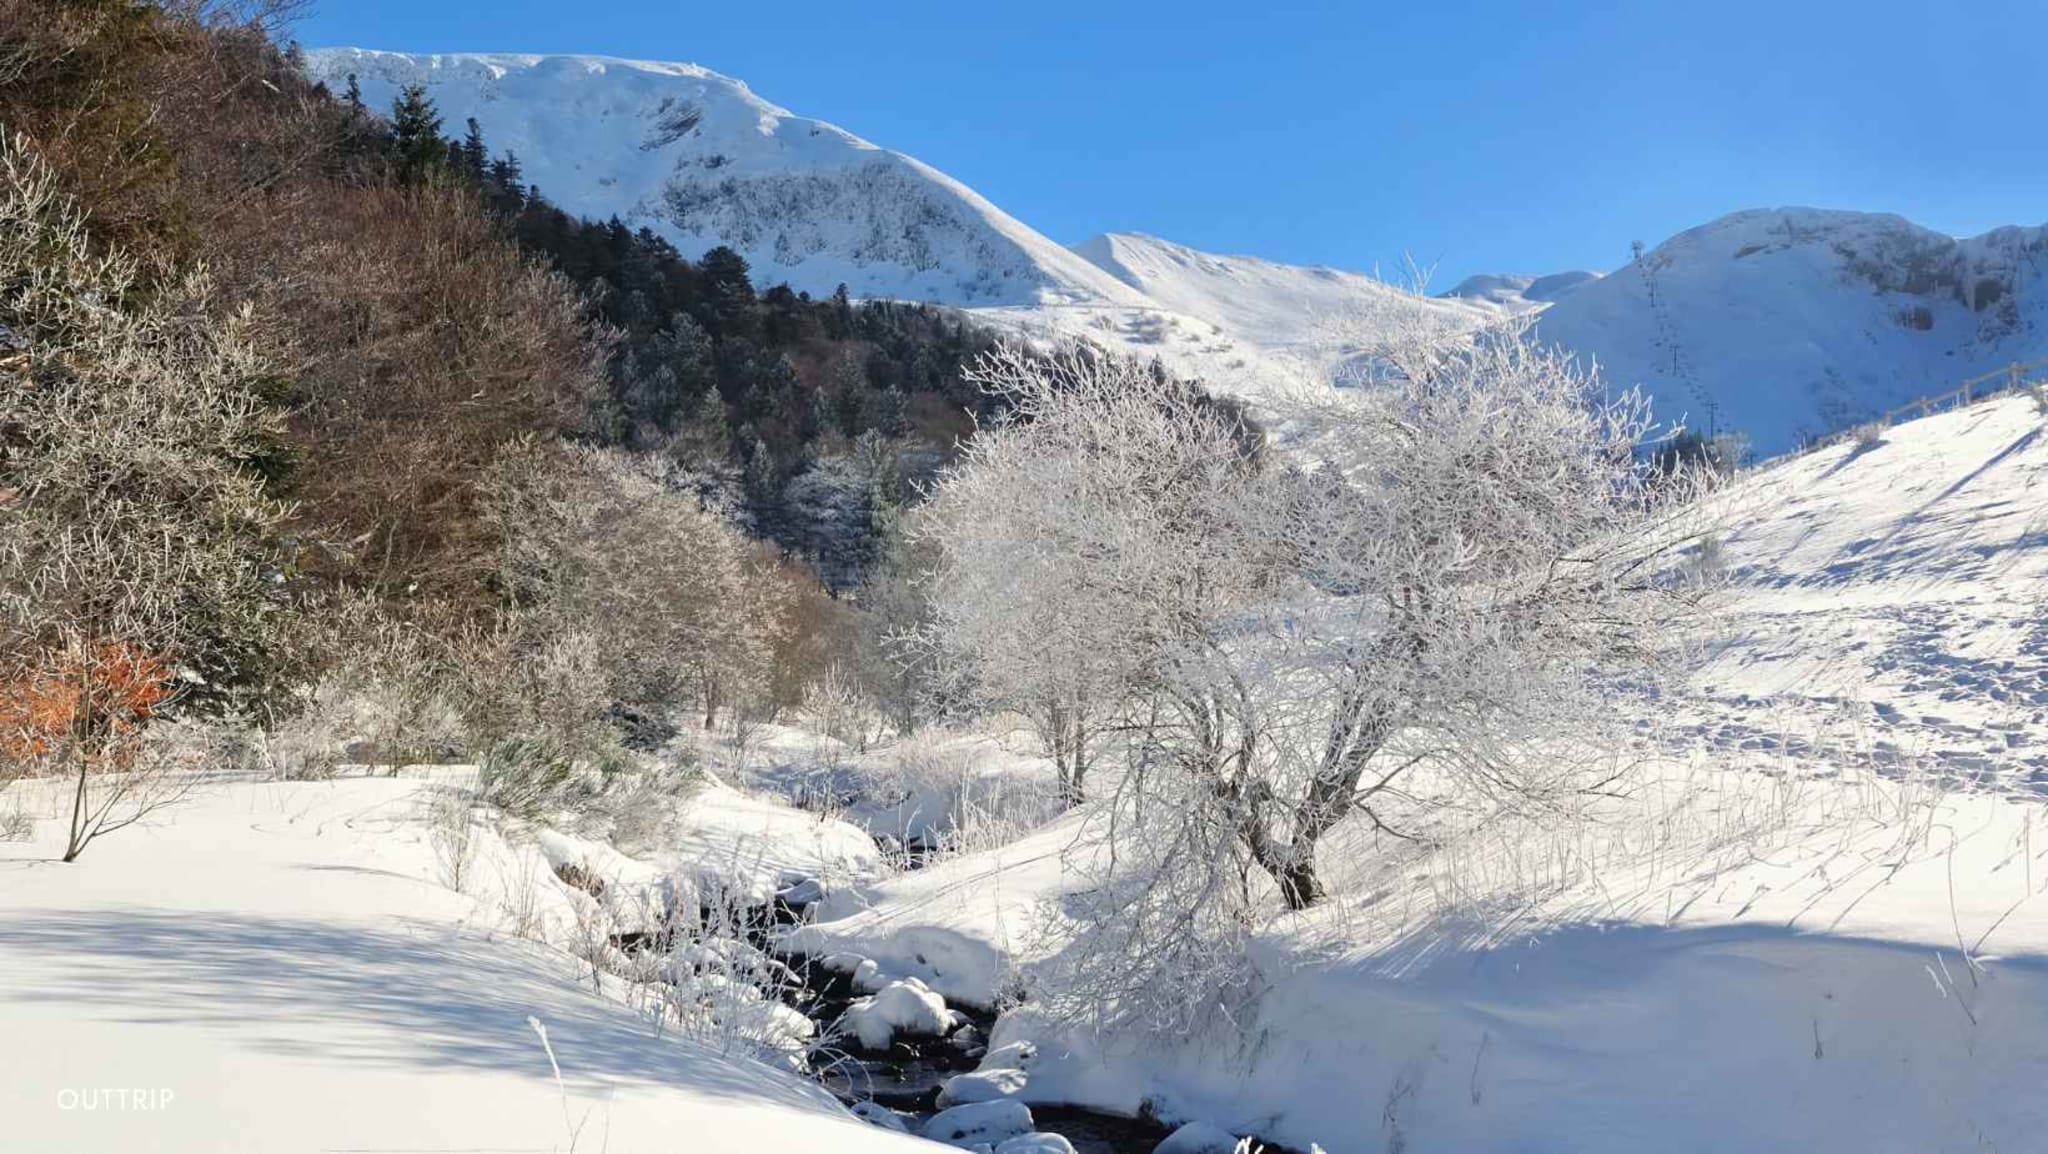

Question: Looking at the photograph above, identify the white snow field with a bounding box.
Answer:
[0,773,928,1154]
[793,393,2048,1153]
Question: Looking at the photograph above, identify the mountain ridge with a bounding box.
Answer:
[306,47,2048,454]
[304,49,1150,309]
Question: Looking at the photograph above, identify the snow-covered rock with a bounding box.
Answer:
[1152,1121,1242,1153]
[841,976,959,1050]
[922,1099,1036,1148]
[820,951,886,992]
[937,1065,1030,1108]
[850,1101,915,1132]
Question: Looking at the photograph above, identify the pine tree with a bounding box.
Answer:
[344,72,364,112]
[388,84,445,186]
[460,117,488,183]
[827,282,854,339]
[699,245,756,330]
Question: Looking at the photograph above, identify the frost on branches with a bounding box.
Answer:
[0,133,297,860]
[927,329,1714,1033]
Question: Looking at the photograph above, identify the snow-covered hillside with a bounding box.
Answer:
[1535,209,2048,454]
[1071,231,1489,355]
[303,49,1149,309]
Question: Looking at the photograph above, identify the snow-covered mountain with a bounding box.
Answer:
[304,49,2048,456]
[1532,209,2048,453]
[1439,269,1602,313]
[302,50,1148,309]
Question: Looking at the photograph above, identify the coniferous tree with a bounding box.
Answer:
[344,72,364,112]
[700,246,756,318]
[388,84,445,185]
[460,117,488,183]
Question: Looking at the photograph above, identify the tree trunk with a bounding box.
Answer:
[1276,856,1325,910]
[1245,703,1393,909]
[63,753,89,862]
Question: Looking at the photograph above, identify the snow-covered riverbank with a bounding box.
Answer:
[0,773,933,1154]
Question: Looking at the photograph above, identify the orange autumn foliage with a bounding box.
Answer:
[0,643,173,761]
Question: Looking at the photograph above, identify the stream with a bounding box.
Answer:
[619,860,1297,1153]
[770,931,1180,1152]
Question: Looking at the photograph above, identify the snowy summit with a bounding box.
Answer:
[304,49,1150,309]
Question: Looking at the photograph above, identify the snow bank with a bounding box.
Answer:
[0,775,930,1153]
[790,812,1091,1007]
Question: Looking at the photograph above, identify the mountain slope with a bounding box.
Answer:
[1534,208,2048,454]
[304,50,1150,308]
[1439,269,1602,312]
[1071,231,1490,354]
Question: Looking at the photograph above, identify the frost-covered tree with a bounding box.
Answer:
[920,347,1259,804]
[930,329,1710,1025]
[477,440,770,743]
[0,134,298,859]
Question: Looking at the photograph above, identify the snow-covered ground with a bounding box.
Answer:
[790,393,2048,1152]
[0,772,928,1153]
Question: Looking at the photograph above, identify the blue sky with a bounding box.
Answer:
[295,0,2047,286]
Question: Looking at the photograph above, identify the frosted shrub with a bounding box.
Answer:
[650,896,818,1067]
[865,730,1062,856]
[477,737,579,820]
[579,757,708,856]
[427,782,482,892]
[0,808,34,841]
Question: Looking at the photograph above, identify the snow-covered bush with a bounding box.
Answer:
[476,736,589,821]
[426,782,482,892]
[258,600,472,779]
[858,729,1065,857]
